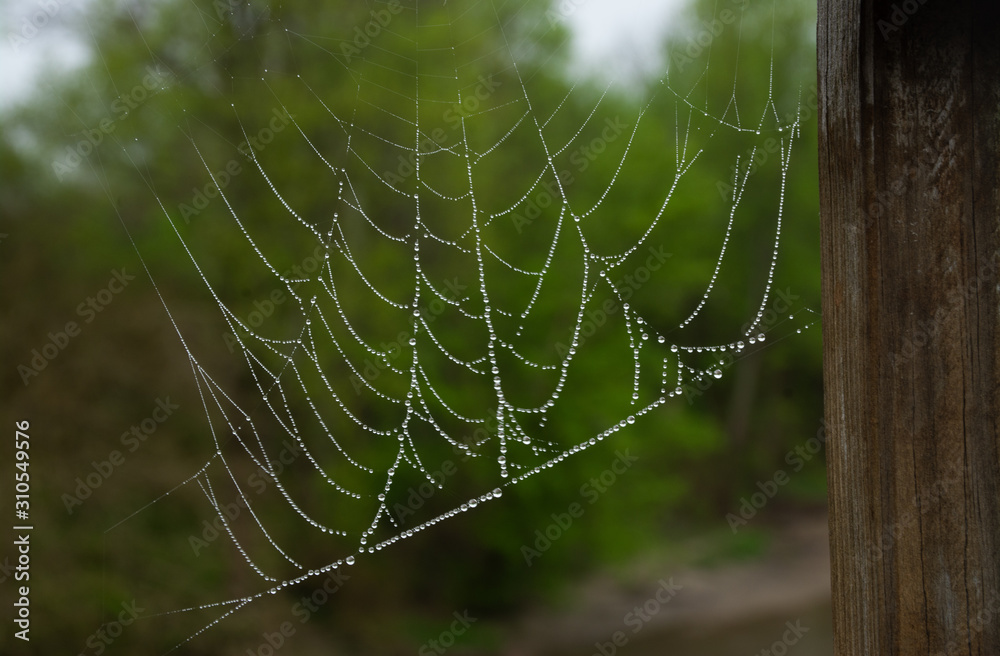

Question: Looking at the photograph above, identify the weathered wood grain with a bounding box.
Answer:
[819,0,1000,653]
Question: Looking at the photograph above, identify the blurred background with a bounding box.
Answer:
[0,0,824,654]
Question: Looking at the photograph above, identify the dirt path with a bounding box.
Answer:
[502,512,833,655]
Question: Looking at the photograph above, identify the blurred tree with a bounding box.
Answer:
[0,0,819,653]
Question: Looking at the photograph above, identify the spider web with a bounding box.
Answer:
[101,0,816,649]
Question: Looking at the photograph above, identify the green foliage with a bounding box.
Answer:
[1,0,820,652]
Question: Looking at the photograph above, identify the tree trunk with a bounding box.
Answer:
[818,0,1000,653]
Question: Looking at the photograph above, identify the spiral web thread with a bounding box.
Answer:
[104,0,816,648]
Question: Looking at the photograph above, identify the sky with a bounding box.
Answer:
[560,0,689,84]
[1,0,94,110]
[0,0,689,112]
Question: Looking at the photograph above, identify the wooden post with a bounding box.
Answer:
[819,0,1000,653]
